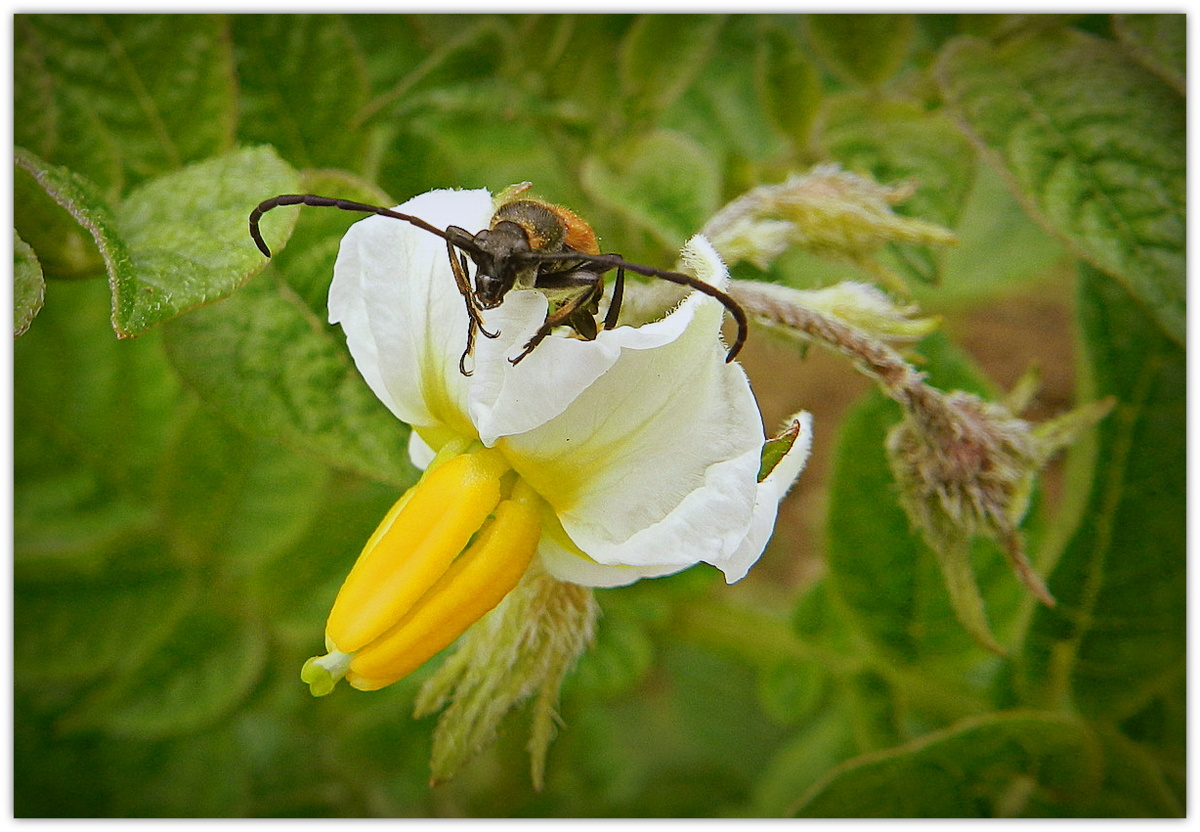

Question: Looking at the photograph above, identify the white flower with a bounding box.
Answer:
[302,187,812,694]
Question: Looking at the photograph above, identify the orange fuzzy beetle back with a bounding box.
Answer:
[491,199,601,256]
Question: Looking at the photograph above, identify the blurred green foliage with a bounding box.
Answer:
[13,13,1184,817]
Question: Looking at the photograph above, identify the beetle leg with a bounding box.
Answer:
[447,241,499,339]
[459,322,476,377]
[445,242,485,376]
[508,304,576,365]
[460,251,498,339]
[509,274,602,366]
[603,264,624,330]
[446,241,498,377]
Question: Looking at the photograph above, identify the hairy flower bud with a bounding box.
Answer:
[702,164,957,291]
[886,386,1114,651]
[732,279,939,348]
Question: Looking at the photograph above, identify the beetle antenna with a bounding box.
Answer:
[248,194,750,363]
[248,194,453,258]
[521,250,749,363]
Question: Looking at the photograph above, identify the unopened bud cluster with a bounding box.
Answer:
[702,163,956,290]
[887,388,1053,607]
[731,279,939,348]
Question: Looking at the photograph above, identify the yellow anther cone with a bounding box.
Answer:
[346,481,542,690]
[326,448,511,654]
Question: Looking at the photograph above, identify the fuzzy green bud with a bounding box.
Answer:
[702,164,957,291]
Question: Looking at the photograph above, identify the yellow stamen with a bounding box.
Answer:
[345,480,543,690]
[350,440,472,563]
[326,448,511,654]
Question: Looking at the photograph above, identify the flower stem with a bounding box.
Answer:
[728,278,927,404]
[671,599,861,675]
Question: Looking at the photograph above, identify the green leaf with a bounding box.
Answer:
[927,537,1006,656]
[15,571,194,686]
[826,390,943,663]
[1113,14,1185,94]
[341,15,427,93]
[20,146,284,342]
[220,675,352,817]
[514,14,578,78]
[1085,725,1184,817]
[759,417,806,482]
[804,14,916,87]
[161,403,329,576]
[755,22,822,148]
[665,16,791,166]
[14,14,235,199]
[329,684,435,812]
[14,154,106,279]
[619,15,724,121]
[925,162,1067,304]
[938,30,1185,346]
[565,607,655,700]
[102,726,252,817]
[113,145,300,336]
[791,711,1100,817]
[755,657,825,727]
[822,94,975,232]
[65,608,267,739]
[232,15,370,171]
[14,279,183,573]
[388,106,576,204]
[271,169,392,315]
[820,94,976,284]
[15,147,135,289]
[162,276,417,488]
[791,578,854,655]
[1019,265,1184,724]
[250,474,399,649]
[14,706,113,816]
[14,469,155,578]
[354,17,514,142]
[540,16,628,122]
[617,643,782,813]
[13,232,44,336]
[753,704,858,816]
[581,129,721,249]
[840,670,902,753]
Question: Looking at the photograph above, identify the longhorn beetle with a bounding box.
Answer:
[248,187,748,376]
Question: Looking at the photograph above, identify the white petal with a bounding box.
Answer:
[470,287,712,446]
[496,236,768,584]
[328,188,494,437]
[407,431,437,470]
[469,233,732,445]
[545,412,813,586]
[718,411,814,583]
[538,530,688,588]
[677,234,731,291]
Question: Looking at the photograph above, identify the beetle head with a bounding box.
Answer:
[466,222,531,308]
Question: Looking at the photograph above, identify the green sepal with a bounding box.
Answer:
[759,419,804,483]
